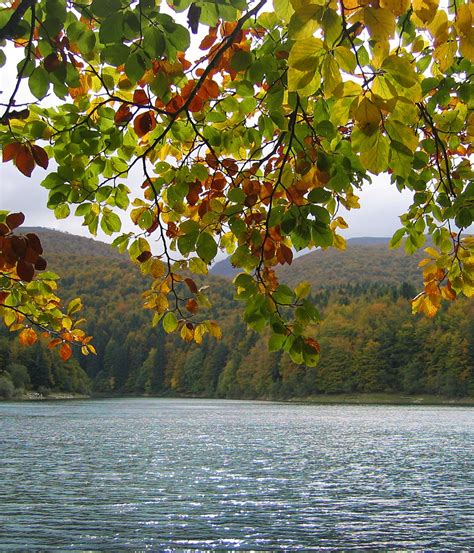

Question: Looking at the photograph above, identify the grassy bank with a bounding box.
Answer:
[289,393,474,406]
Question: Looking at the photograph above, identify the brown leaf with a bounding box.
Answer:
[34,256,47,271]
[17,259,34,282]
[10,235,27,258]
[133,89,149,105]
[280,243,293,265]
[136,250,152,263]
[31,145,49,169]
[6,212,25,230]
[44,52,62,72]
[184,278,198,294]
[26,233,43,254]
[16,146,35,177]
[114,104,133,126]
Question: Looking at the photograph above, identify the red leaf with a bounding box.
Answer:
[3,142,22,162]
[133,111,156,137]
[6,212,25,230]
[16,147,35,177]
[186,298,198,313]
[59,342,72,361]
[31,145,49,169]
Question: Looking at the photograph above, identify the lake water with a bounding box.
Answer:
[0,398,473,550]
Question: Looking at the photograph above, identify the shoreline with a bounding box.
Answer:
[3,391,474,406]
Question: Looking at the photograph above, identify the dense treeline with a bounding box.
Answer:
[0,230,472,399]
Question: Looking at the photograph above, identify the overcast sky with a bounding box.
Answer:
[0,158,413,244]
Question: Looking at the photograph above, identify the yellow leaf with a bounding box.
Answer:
[149,258,165,279]
[287,37,324,93]
[180,324,194,341]
[331,216,348,229]
[294,281,311,299]
[206,320,222,340]
[333,233,347,250]
[321,54,342,96]
[428,9,450,46]
[412,0,439,25]
[380,0,409,16]
[194,323,208,344]
[355,97,381,134]
[363,7,396,42]
[273,0,295,23]
[424,247,441,259]
[434,40,457,72]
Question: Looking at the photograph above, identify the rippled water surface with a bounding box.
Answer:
[0,399,473,550]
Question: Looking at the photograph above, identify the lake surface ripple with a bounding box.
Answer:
[0,399,473,550]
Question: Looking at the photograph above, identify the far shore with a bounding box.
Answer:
[3,391,474,406]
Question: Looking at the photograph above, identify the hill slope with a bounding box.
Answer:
[1,228,472,400]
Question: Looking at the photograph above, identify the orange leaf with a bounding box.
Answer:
[31,145,49,169]
[48,338,62,349]
[133,111,156,137]
[16,146,35,177]
[19,327,37,346]
[59,342,72,361]
[305,337,321,353]
[3,142,22,163]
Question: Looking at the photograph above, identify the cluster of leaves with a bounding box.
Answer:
[0,212,94,359]
[0,0,472,363]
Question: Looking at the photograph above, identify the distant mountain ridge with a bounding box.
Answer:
[211,237,425,288]
[22,227,121,259]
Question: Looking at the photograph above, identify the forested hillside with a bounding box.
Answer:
[1,230,472,399]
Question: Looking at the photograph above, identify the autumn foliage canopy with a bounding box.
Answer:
[0,0,473,365]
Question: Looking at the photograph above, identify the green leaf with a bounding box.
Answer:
[125,51,147,83]
[91,0,121,18]
[230,51,254,72]
[390,228,405,248]
[143,27,166,59]
[162,311,178,333]
[29,68,50,99]
[360,132,390,174]
[268,333,286,352]
[102,44,131,67]
[196,232,218,263]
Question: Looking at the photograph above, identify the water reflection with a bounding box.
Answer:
[0,399,473,550]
